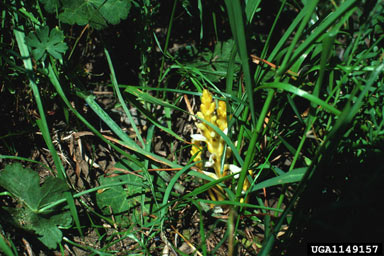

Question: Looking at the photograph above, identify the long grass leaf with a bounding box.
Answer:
[259,82,341,115]
[224,0,256,125]
[250,168,306,192]
[268,5,306,62]
[196,199,284,213]
[254,0,287,84]
[276,0,319,79]
[48,67,183,172]
[0,155,51,170]
[245,0,261,23]
[158,0,177,85]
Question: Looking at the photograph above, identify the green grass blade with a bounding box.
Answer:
[160,163,195,222]
[225,44,237,96]
[268,5,306,62]
[77,92,183,168]
[198,0,203,39]
[182,173,234,200]
[81,93,136,146]
[48,67,148,171]
[276,0,319,79]
[254,0,287,84]
[49,68,186,195]
[287,0,358,71]
[250,168,306,192]
[196,199,284,213]
[38,180,147,213]
[235,89,274,202]
[104,48,145,147]
[192,201,207,255]
[123,87,185,141]
[0,234,16,256]
[0,155,51,170]
[13,22,66,180]
[158,0,177,85]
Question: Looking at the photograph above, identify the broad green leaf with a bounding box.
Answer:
[96,176,131,223]
[25,26,67,61]
[39,176,69,210]
[97,0,131,25]
[0,163,72,249]
[30,210,71,249]
[59,0,131,30]
[59,0,103,28]
[0,163,41,211]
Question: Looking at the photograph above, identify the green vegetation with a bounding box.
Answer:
[1,0,383,255]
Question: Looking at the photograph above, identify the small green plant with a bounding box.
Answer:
[0,163,72,249]
[95,159,149,227]
[25,26,68,61]
[183,39,241,82]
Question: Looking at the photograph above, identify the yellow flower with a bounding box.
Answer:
[195,90,229,177]
[190,89,229,202]
[190,89,253,205]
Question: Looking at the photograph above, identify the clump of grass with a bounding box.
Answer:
[1,0,384,255]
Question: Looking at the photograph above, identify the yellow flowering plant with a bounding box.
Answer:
[190,89,251,205]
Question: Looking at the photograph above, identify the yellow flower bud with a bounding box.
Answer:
[200,89,215,118]
[190,140,203,169]
[216,101,227,131]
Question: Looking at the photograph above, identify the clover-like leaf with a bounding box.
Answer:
[97,0,131,25]
[0,163,68,212]
[39,0,61,13]
[25,26,68,61]
[59,0,106,29]
[59,0,131,30]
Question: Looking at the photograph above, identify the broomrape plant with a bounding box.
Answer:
[191,89,251,204]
